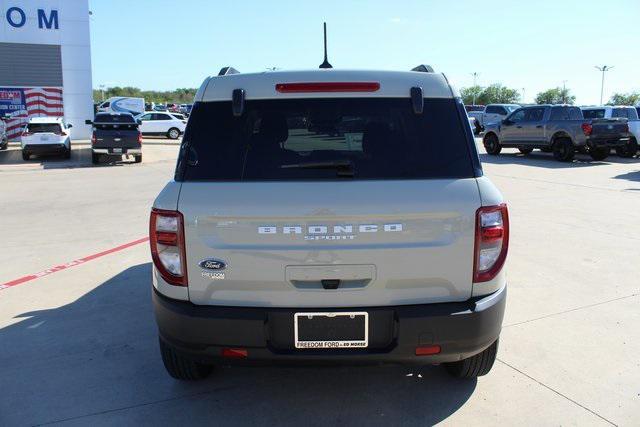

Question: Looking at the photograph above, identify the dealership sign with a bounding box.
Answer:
[3,6,59,30]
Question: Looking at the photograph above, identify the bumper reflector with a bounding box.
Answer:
[415,345,441,356]
[221,348,248,359]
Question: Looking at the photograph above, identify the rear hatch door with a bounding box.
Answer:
[177,96,481,308]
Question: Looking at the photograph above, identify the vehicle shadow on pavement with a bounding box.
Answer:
[0,263,475,426]
[613,169,640,182]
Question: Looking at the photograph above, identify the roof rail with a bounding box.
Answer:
[411,64,434,73]
[218,67,240,76]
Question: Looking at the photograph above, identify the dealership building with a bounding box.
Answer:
[0,0,92,139]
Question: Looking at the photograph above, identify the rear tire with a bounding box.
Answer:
[91,153,100,164]
[159,338,212,381]
[615,138,638,158]
[64,144,71,159]
[22,151,30,161]
[0,137,7,150]
[518,147,533,154]
[167,128,180,140]
[552,138,574,162]
[444,339,499,379]
[483,134,502,155]
[134,154,142,163]
[589,147,609,161]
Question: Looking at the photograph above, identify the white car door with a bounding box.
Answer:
[138,113,154,134]
[154,113,174,133]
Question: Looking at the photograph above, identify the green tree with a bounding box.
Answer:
[534,87,575,105]
[607,92,640,106]
[460,85,483,105]
[459,84,521,105]
[478,84,520,104]
[92,87,198,104]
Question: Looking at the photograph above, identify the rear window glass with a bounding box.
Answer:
[582,109,605,119]
[95,114,135,123]
[178,98,475,181]
[27,123,61,133]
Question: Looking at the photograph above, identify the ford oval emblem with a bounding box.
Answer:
[199,259,226,271]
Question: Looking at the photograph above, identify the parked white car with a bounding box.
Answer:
[581,106,639,157]
[136,112,186,139]
[21,117,72,160]
[479,104,520,127]
[0,115,7,150]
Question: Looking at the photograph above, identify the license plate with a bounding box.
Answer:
[294,312,368,349]
[112,148,122,153]
[40,135,50,141]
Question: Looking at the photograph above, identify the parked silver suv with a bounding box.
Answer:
[150,66,508,380]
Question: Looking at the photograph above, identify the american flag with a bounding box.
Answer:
[5,87,64,140]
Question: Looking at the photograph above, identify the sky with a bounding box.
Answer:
[89,0,640,105]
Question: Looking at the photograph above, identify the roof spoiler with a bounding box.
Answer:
[218,67,240,76]
[411,64,434,73]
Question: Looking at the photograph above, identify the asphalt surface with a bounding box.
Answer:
[0,140,638,426]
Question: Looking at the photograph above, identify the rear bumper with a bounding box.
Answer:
[92,148,141,155]
[153,285,506,365]
[23,143,67,154]
[586,136,630,148]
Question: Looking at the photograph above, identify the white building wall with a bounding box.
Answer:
[0,0,93,139]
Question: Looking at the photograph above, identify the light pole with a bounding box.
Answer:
[594,65,613,105]
[562,80,567,104]
[521,88,525,104]
[471,72,479,105]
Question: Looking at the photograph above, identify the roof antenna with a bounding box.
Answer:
[319,22,333,69]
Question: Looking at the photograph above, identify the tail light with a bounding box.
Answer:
[22,131,32,137]
[275,82,380,93]
[138,132,143,144]
[581,123,593,136]
[623,123,629,133]
[91,132,96,145]
[473,204,509,283]
[150,209,187,286]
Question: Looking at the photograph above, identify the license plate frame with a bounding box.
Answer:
[111,148,123,154]
[294,312,368,349]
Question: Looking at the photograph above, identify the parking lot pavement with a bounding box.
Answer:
[1,141,639,426]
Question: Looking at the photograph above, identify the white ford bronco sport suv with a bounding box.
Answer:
[150,65,508,380]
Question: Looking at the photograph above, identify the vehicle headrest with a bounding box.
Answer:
[258,111,288,144]
[362,121,392,156]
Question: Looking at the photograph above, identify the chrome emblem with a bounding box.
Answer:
[199,259,226,271]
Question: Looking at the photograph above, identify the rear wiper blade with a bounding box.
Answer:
[281,160,355,177]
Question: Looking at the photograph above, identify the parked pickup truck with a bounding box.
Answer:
[483,105,631,161]
[581,106,639,157]
[86,113,142,164]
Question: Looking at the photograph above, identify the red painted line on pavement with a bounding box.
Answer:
[0,237,149,291]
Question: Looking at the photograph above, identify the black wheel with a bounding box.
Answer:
[91,152,100,164]
[134,154,142,163]
[552,138,575,162]
[615,138,638,158]
[63,144,71,159]
[22,151,30,161]
[518,147,533,154]
[444,339,498,379]
[159,338,212,381]
[540,147,552,153]
[483,134,502,155]
[0,137,7,150]
[589,147,609,161]
[167,128,180,139]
